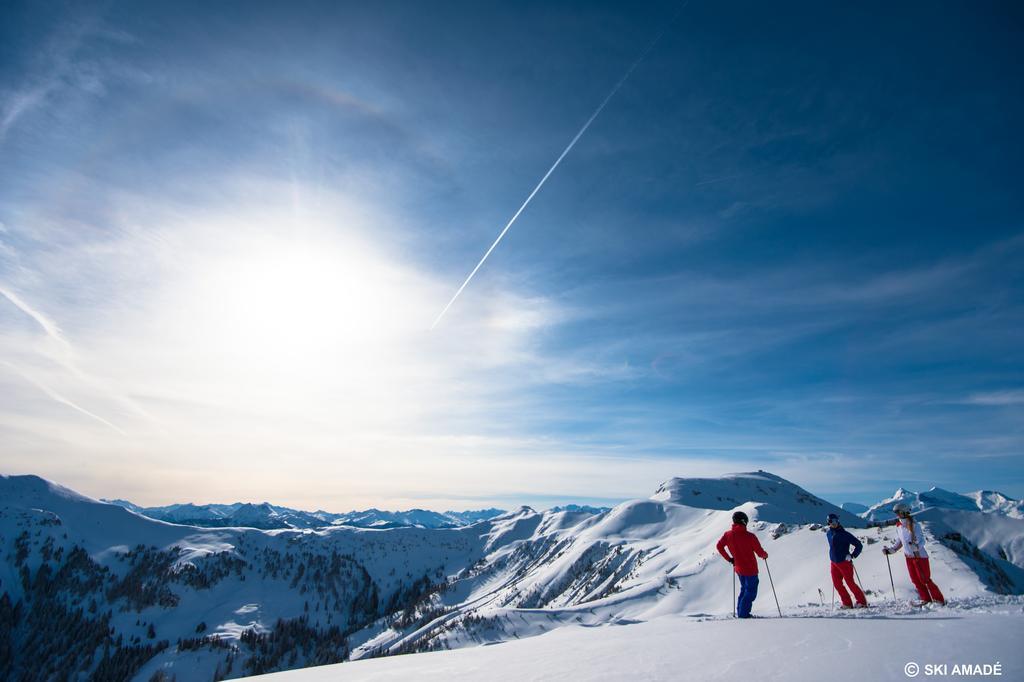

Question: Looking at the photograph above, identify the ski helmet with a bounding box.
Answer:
[826,513,840,525]
[893,502,911,515]
[732,511,749,525]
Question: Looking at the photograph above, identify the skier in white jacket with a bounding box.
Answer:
[879,503,946,605]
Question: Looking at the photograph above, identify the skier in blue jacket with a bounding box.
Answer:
[826,513,867,608]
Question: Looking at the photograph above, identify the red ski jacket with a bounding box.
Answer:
[716,523,768,577]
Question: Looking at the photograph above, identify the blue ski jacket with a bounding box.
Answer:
[826,526,863,563]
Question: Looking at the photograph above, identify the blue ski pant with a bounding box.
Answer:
[737,574,759,618]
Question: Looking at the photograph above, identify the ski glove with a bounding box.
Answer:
[882,547,892,555]
[726,557,734,564]
[846,554,853,562]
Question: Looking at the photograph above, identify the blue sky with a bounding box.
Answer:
[1,1,1021,510]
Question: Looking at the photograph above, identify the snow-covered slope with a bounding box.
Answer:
[3,471,1021,682]
[1,474,503,680]
[864,486,1024,521]
[0,475,202,553]
[255,599,1024,682]
[914,508,1024,585]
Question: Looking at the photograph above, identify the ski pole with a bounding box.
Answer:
[885,551,897,601]
[851,560,866,595]
[733,570,737,618]
[763,558,782,617]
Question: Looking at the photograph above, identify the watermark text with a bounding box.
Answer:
[905,661,1003,677]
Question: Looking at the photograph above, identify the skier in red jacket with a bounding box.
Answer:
[716,511,769,618]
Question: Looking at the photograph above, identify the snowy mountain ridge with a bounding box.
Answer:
[652,470,862,526]
[2,471,1022,681]
[862,486,1024,521]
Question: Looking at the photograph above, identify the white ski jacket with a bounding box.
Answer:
[887,519,928,558]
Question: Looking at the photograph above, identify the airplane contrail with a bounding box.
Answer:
[1,360,127,435]
[1,284,159,433]
[0,285,73,358]
[431,9,685,329]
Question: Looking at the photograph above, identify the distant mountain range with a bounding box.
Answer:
[102,498,507,530]
[108,476,1022,533]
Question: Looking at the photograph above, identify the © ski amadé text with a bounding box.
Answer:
[904,661,1003,677]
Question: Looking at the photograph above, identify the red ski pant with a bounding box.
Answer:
[830,561,866,607]
[905,556,945,603]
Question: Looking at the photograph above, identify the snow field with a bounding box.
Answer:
[255,599,1024,682]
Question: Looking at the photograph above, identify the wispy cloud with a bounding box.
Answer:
[0,11,136,144]
[1,90,49,142]
[0,23,82,143]
[962,391,1024,406]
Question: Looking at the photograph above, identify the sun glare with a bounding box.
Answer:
[189,232,415,381]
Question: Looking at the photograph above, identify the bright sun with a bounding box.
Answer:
[190,234,415,378]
